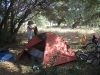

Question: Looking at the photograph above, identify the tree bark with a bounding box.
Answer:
[0,1,14,30]
[11,9,30,41]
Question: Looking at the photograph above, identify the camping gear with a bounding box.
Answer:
[75,50,88,61]
[75,50,84,58]
[81,34,86,43]
[87,52,100,65]
[32,65,39,71]
[85,34,100,52]
[0,48,14,62]
[16,32,76,66]
[34,26,38,36]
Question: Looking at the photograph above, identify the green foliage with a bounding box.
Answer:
[27,60,86,75]
[33,15,49,27]
[27,66,33,72]
[68,68,82,75]
[38,65,67,75]
[0,0,100,45]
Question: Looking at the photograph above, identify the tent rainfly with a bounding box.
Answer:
[16,32,76,66]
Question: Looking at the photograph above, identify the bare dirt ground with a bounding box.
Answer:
[0,28,97,75]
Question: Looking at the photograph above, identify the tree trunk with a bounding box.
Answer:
[11,10,30,42]
[72,21,80,29]
[0,1,14,37]
[0,1,14,30]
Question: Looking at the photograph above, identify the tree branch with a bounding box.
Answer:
[0,1,14,29]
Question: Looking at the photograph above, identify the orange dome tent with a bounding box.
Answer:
[16,32,76,66]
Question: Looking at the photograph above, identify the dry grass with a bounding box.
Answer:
[0,28,97,75]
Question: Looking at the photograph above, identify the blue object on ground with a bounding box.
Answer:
[0,50,14,62]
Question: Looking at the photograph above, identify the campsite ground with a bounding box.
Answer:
[0,28,100,75]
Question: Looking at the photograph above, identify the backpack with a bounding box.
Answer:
[34,26,38,36]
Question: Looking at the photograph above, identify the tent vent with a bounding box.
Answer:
[38,33,46,39]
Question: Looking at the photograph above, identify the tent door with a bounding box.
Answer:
[27,47,44,59]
